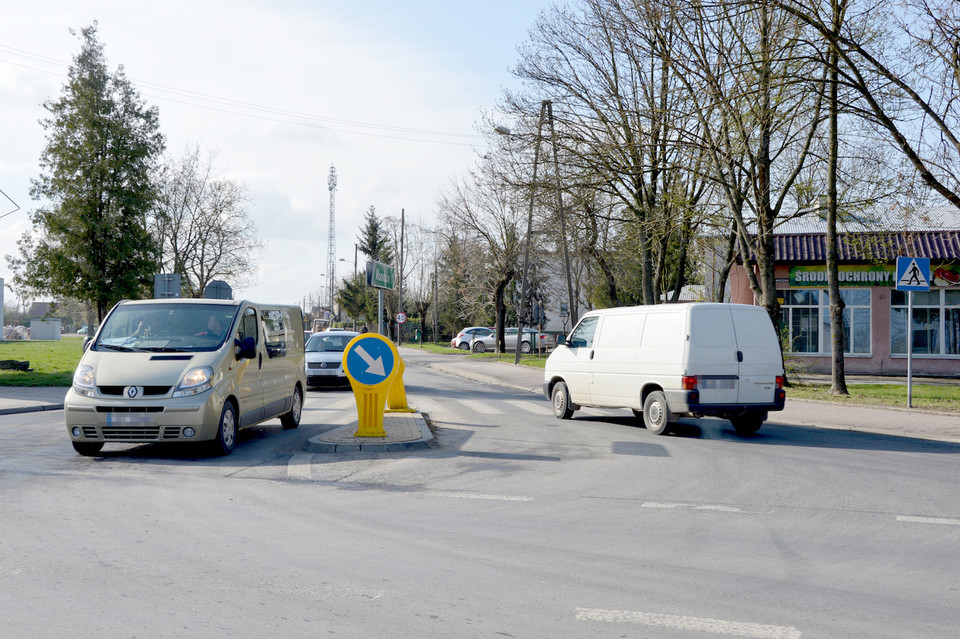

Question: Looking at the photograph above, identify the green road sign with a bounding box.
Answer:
[365,260,396,290]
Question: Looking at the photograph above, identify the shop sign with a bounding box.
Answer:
[789,265,894,287]
[789,264,960,288]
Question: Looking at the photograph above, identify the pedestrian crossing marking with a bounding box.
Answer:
[457,399,504,415]
[503,399,551,414]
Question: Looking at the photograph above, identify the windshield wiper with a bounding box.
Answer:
[98,344,135,352]
[139,347,189,352]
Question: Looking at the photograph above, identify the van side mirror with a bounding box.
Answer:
[235,336,257,360]
[556,334,566,346]
[82,337,92,351]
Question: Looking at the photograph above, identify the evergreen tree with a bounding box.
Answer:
[356,205,394,263]
[8,24,164,321]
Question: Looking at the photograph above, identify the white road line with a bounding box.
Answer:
[424,491,534,502]
[503,399,551,414]
[287,454,312,481]
[897,515,960,526]
[408,397,448,415]
[574,608,802,639]
[642,501,745,513]
[325,396,356,411]
[457,399,504,415]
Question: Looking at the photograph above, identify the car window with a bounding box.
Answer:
[568,316,599,348]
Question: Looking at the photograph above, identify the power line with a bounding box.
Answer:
[0,43,483,146]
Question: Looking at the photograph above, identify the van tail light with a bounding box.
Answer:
[775,376,784,389]
[682,375,698,390]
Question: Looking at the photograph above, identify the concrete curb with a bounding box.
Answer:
[0,403,64,416]
[304,412,435,453]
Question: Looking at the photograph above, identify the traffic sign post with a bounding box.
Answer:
[896,257,931,408]
[342,333,401,436]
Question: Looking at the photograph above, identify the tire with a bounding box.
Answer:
[72,441,104,456]
[281,385,303,430]
[551,381,574,419]
[458,342,470,351]
[730,413,764,435]
[520,341,531,354]
[211,400,238,456]
[643,391,673,435]
[473,341,487,353]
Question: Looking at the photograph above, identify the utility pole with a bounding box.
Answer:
[397,208,404,346]
[326,165,337,315]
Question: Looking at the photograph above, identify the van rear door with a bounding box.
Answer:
[688,306,740,405]
[731,306,782,404]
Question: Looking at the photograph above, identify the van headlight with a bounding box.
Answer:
[173,367,214,397]
[73,365,96,397]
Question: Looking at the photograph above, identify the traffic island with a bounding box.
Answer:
[304,412,435,453]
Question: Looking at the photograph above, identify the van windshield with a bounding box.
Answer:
[93,303,238,352]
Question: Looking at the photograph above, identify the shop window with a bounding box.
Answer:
[890,290,959,356]
[780,288,871,355]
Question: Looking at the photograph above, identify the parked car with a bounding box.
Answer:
[472,327,546,353]
[77,325,89,335]
[305,331,359,387]
[450,326,494,350]
[543,303,785,435]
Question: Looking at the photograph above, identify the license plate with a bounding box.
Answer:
[106,413,155,426]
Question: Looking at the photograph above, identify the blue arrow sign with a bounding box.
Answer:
[896,257,931,292]
[344,335,397,386]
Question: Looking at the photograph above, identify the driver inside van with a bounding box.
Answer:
[196,314,225,339]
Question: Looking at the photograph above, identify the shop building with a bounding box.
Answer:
[723,206,960,377]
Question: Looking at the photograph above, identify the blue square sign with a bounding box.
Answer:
[896,257,931,292]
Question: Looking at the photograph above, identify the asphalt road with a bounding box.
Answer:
[1,360,959,638]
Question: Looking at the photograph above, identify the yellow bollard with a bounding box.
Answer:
[342,333,400,437]
[385,359,416,413]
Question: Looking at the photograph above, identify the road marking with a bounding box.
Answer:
[324,396,356,411]
[408,397,447,415]
[287,454,312,481]
[897,515,960,526]
[425,491,533,502]
[574,608,802,638]
[457,399,504,415]
[642,501,745,513]
[503,399,551,414]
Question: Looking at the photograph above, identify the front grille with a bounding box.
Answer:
[161,427,181,440]
[102,426,161,441]
[82,426,98,438]
[98,386,171,396]
[96,406,164,413]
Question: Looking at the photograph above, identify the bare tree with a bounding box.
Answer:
[437,160,524,353]
[151,145,264,297]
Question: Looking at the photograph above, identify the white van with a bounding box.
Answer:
[543,303,785,435]
[65,299,306,456]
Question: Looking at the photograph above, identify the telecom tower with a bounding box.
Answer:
[326,165,337,314]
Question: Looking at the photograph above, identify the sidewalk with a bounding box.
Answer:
[0,386,67,416]
[416,354,960,444]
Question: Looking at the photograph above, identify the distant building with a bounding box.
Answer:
[720,205,960,377]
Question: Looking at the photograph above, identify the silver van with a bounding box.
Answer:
[65,299,306,456]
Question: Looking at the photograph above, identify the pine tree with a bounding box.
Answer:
[356,206,393,263]
[8,24,164,321]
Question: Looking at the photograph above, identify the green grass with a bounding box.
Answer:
[0,336,84,386]
[466,351,549,368]
[787,382,960,414]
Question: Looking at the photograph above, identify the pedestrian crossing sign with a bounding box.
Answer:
[896,257,931,292]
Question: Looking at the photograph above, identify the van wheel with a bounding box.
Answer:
[551,382,574,419]
[473,341,487,353]
[731,414,764,435]
[643,391,672,435]
[211,401,238,455]
[281,386,303,429]
[72,441,104,456]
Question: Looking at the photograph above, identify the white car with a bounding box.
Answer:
[450,326,494,350]
[305,331,358,387]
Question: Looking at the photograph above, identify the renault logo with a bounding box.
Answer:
[125,386,141,398]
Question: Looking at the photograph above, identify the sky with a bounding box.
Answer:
[1,0,553,312]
